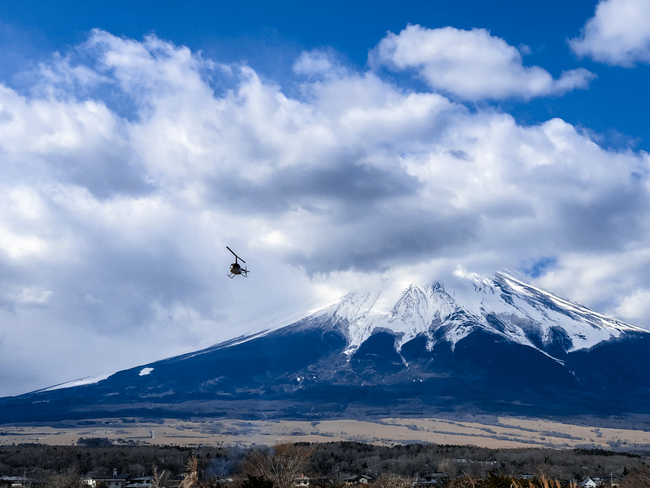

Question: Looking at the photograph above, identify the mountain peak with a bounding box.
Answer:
[3,271,650,422]
[312,272,647,359]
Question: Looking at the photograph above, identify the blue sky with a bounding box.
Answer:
[0,0,650,396]
[1,0,647,150]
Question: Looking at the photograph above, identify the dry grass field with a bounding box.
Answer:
[1,416,650,449]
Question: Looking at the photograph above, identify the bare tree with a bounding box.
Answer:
[241,476,274,488]
[373,473,414,488]
[620,467,650,488]
[180,457,200,488]
[153,465,171,488]
[44,468,86,488]
[269,444,313,488]
[439,459,460,478]
[241,447,273,481]
[241,444,313,488]
[447,475,479,488]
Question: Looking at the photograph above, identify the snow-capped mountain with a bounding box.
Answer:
[1,272,650,423]
[315,272,645,359]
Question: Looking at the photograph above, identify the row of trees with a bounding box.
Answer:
[1,441,649,488]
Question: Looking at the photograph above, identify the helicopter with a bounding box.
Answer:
[226,246,249,278]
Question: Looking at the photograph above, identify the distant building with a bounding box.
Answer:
[0,476,32,488]
[86,471,131,488]
[295,475,312,487]
[293,475,331,487]
[125,477,155,488]
[418,473,450,486]
[214,478,234,485]
[581,478,597,488]
[343,475,374,485]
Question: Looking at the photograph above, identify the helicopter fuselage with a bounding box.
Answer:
[226,246,248,278]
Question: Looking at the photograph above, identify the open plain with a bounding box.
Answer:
[2,416,650,450]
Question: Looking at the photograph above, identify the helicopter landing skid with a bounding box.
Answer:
[228,270,248,279]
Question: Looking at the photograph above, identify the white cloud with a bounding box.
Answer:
[0,229,47,258]
[615,289,650,322]
[15,287,52,305]
[293,50,340,77]
[571,0,650,66]
[372,25,595,100]
[0,29,649,396]
[0,188,49,259]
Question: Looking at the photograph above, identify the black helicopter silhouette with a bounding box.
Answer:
[227,246,249,278]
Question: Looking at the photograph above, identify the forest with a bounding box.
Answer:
[1,441,649,488]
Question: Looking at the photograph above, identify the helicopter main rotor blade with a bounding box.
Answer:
[226,246,246,263]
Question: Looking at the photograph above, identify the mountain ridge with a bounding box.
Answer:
[1,271,649,423]
[309,272,646,360]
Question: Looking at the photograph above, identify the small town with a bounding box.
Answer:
[0,469,629,488]
[0,472,629,488]
[0,442,644,488]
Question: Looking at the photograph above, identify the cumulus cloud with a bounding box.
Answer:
[372,25,595,100]
[571,0,650,66]
[293,49,347,78]
[0,29,649,396]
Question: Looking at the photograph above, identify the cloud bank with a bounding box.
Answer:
[373,25,595,100]
[571,0,650,66]
[0,29,648,396]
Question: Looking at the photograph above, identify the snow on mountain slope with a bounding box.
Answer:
[309,272,648,358]
[36,373,113,392]
[481,273,646,352]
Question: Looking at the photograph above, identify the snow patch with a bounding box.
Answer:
[39,373,112,392]
[139,368,154,376]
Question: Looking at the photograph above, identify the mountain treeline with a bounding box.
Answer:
[0,441,648,485]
